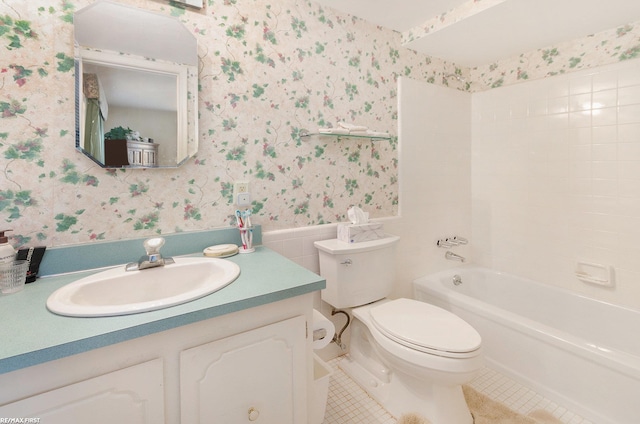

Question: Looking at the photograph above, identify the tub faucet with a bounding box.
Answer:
[125,237,175,271]
[445,251,465,262]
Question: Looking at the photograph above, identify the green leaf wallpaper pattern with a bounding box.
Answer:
[1,0,639,248]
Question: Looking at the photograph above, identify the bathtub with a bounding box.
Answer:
[413,266,640,424]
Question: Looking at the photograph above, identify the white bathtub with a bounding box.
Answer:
[413,266,640,424]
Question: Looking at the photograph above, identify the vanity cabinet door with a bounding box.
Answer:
[0,359,164,423]
[180,315,307,423]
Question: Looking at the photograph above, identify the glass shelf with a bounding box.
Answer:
[300,132,391,141]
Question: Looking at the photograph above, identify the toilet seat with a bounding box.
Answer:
[370,298,481,359]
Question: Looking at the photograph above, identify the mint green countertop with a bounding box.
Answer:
[0,246,325,374]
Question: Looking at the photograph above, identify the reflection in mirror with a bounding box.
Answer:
[74,1,198,169]
[173,0,203,8]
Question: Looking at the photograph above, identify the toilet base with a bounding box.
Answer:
[339,354,391,408]
[339,354,473,424]
[340,307,478,424]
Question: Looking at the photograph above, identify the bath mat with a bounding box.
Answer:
[398,413,430,424]
[396,387,563,424]
[462,386,563,424]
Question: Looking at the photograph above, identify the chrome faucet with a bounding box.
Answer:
[125,237,175,271]
[437,236,469,248]
[445,251,465,262]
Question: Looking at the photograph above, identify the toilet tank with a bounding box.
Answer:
[314,235,399,309]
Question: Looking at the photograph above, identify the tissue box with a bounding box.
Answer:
[337,222,384,243]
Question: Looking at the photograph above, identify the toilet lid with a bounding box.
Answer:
[370,299,481,357]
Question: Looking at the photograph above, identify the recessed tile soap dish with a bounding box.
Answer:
[575,261,614,287]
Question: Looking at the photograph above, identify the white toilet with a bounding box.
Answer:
[314,235,483,424]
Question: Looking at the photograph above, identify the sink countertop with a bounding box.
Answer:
[0,246,325,374]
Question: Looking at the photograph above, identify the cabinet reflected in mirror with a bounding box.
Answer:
[74,1,198,169]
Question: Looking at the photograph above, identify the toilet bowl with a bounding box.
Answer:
[314,236,483,423]
[341,298,482,423]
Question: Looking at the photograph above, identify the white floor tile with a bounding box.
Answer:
[322,357,591,424]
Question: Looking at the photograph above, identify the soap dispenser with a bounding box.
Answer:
[0,230,16,264]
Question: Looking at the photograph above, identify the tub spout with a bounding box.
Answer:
[445,251,465,262]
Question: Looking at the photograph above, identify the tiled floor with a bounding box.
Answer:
[322,357,395,424]
[467,368,592,424]
[322,357,592,424]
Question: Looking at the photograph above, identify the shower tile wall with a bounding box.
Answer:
[472,60,640,309]
[394,77,473,298]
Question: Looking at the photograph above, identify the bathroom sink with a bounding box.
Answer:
[46,257,240,317]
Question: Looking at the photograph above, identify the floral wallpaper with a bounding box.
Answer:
[1,0,639,249]
[1,0,461,248]
[471,19,640,90]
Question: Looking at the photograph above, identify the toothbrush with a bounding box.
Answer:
[235,210,244,228]
[240,229,248,250]
[235,210,247,249]
[244,210,253,248]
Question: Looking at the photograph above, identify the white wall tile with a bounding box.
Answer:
[569,93,592,112]
[592,107,617,126]
[569,127,592,145]
[619,178,640,198]
[569,75,593,95]
[546,77,570,98]
[618,65,640,87]
[472,59,640,310]
[592,89,617,109]
[618,85,640,106]
[591,126,617,143]
[618,123,640,142]
[592,69,618,92]
[618,160,640,180]
[569,111,592,128]
[618,104,640,124]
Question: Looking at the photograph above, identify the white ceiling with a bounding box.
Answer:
[313,0,640,67]
[83,63,177,111]
[75,0,197,65]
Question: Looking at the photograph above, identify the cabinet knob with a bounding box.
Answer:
[248,407,260,421]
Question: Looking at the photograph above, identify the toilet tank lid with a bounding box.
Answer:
[314,235,399,254]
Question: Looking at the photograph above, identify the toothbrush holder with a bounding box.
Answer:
[238,226,255,254]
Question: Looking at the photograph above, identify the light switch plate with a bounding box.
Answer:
[233,181,250,206]
[237,192,251,206]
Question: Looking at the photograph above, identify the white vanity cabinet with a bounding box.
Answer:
[0,295,313,424]
[127,140,159,166]
[180,316,307,423]
[0,359,164,423]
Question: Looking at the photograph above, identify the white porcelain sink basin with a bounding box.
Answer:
[47,257,240,317]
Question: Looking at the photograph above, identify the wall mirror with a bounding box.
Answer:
[74,0,198,168]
